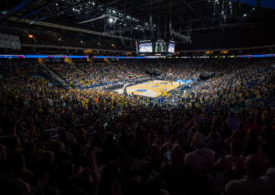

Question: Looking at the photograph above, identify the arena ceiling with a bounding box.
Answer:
[0,0,275,41]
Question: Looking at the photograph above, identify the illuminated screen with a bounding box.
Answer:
[0,55,88,58]
[154,41,166,53]
[168,43,175,53]
[139,42,152,53]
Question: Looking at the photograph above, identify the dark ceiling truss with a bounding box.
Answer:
[0,0,33,22]
[103,0,231,28]
[1,0,275,41]
[1,0,233,28]
[17,0,93,24]
[181,0,201,18]
[16,0,59,21]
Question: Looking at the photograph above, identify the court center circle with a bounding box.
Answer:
[136,89,147,92]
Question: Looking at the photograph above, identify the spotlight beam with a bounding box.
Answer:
[0,0,33,22]
[181,0,201,18]
[78,14,108,24]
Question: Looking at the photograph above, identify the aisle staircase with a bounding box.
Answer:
[70,62,85,75]
[41,64,67,86]
[104,58,111,63]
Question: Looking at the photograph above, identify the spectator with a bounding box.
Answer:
[225,155,271,195]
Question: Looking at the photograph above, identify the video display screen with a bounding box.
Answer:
[154,41,167,53]
[168,42,175,53]
[138,42,152,53]
[137,40,175,53]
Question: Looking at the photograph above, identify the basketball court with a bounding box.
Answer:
[114,80,189,98]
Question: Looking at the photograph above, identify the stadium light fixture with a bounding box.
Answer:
[88,1,95,6]
[108,17,114,23]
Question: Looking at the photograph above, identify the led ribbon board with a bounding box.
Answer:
[1,54,275,59]
[0,55,88,58]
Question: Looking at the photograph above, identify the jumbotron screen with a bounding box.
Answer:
[154,41,167,53]
[168,42,175,53]
[138,40,175,54]
[138,42,153,53]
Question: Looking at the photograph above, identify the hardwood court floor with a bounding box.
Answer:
[114,80,183,98]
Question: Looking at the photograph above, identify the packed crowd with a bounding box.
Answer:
[45,60,215,89]
[0,59,274,195]
[45,61,150,88]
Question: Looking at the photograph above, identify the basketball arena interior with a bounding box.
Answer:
[0,1,275,195]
